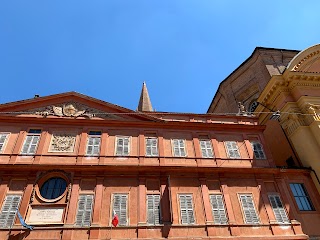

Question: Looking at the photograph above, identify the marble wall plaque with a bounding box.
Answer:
[28,207,64,224]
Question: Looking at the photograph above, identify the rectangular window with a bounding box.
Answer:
[239,194,259,224]
[115,137,130,156]
[147,194,161,225]
[172,139,186,157]
[251,141,266,159]
[0,195,22,228]
[225,141,241,159]
[200,139,214,158]
[75,194,94,227]
[289,183,314,211]
[268,195,289,223]
[21,129,41,155]
[113,194,128,226]
[86,131,101,156]
[179,194,195,224]
[145,138,158,157]
[0,133,9,153]
[209,194,228,224]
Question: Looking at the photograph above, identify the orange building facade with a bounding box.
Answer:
[0,92,320,240]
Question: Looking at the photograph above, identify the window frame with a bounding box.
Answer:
[238,193,260,224]
[209,194,228,224]
[21,129,41,155]
[199,139,214,158]
[224,141,241,159]
[250,141,266,160]
[86,131,102,156]
[171,139,187,157]
[0,194,22,228]
[146,194,161,225]
[0,133,10,153]
[145,137,159,157]
[289,183,315,211]
[178,194,195,225]
[39,177,68,200]
[268,194,290,223]
[115,136,130,156]
[75,194,94,227]
[111,193,129,226]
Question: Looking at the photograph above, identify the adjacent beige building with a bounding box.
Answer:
[256,44,320,192]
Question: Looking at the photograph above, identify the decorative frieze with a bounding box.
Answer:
[23,102,122,120]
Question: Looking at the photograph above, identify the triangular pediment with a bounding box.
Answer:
[0,92,160,122]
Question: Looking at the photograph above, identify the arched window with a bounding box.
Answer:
[40,177,67,200]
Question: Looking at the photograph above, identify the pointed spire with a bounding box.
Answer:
[137,82,153,112]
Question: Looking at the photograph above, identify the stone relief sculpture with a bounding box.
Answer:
[305,103,320,121]
[21,102,122,120]
[49,133,76,152]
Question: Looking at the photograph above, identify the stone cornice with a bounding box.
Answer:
[258,74,320,108]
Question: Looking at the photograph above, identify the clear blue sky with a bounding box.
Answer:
[0,1,319,113]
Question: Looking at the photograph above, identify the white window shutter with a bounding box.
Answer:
[225,141,240,159]
[179,195,195,224]
[21,135,40,154]
[151,139,158,156]
[0,134,8,152]
[116,137,129,156]
[251,142,266,159]
[0,195,21,228]
[146,139,152,156]
[116,138,123,155]
[113,194,128,226]
[269,195,289,223]
[147,194,161,225]
[239,194,259,224]
[210,194,228,224]
[200,140,214,158]
[21,135,32,154]
[75,195,93,227]
[86,136,101,156]
[146,138,158,156]
[173,139,186,157]
[123,138,129,155]
[29,135,40,153]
